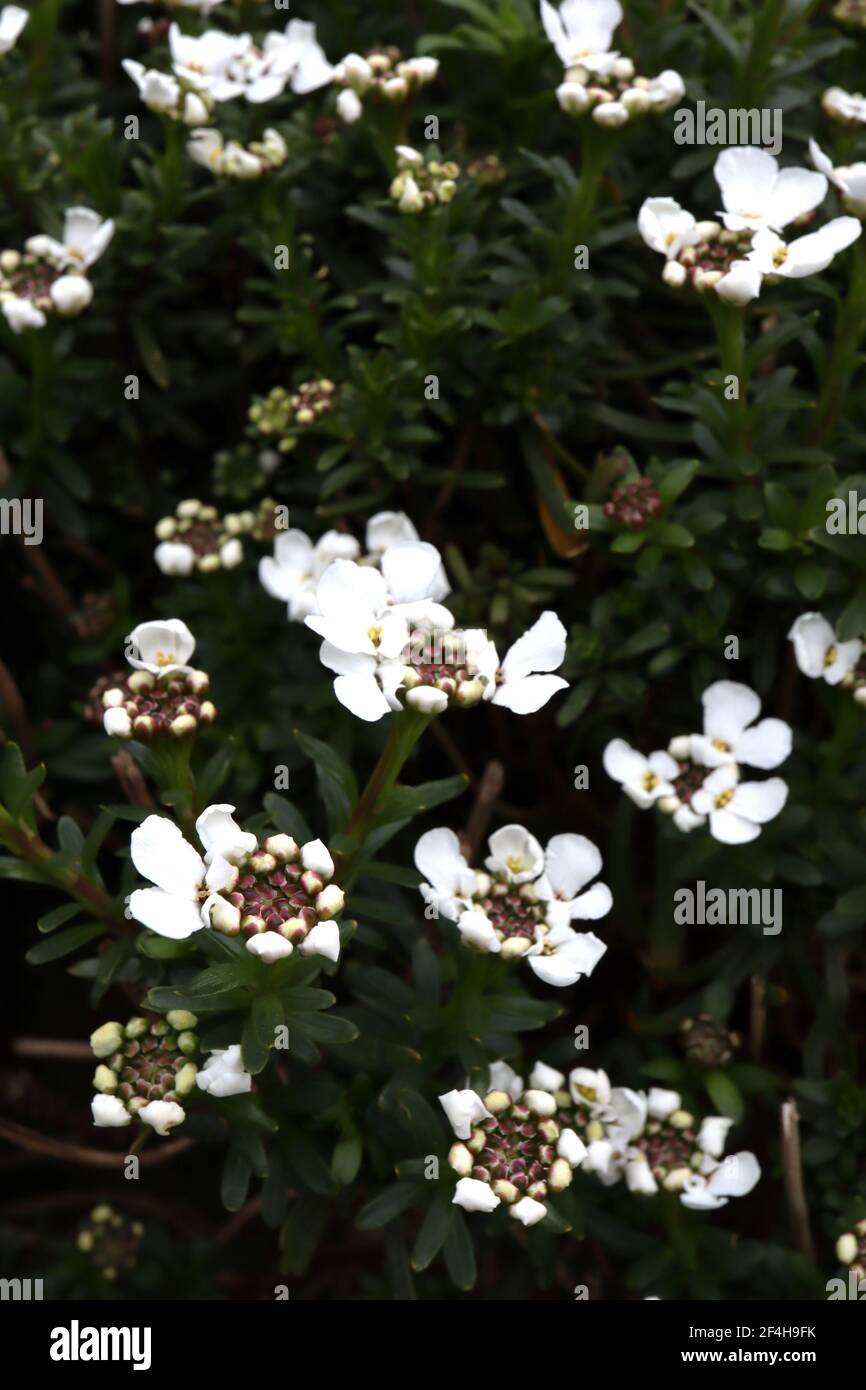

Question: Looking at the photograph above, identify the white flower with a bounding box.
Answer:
[91,1094,131,1128]
[379,541,453,627]
[714,147,827,233]
[557,1127,588,1166]
[306,560,411,721]
[196,804,257,864]
[510,1196,547,1226]
[637,197,699,260]
[592,99,628,128]
[646,69,685,109]
[534,832,612,925]
[365,511,419,554]
[0,5,27,54]
[139,1099,186,1136]
[788,612,862,684]
[335,52,373,93]
[169,24,250,96]
[569,1066,612,1109]
[556,81,590,115]
[103,706,132,739]
[539,0,623,75]
[697,1115,734,1159]
[809,137,866,217]
[123,59,182,114]
[715,259,763,305]
[155,540,195,576]
[298,918,341,962]
[2,297,47,333]
[747,218,861,280]
[690,766,787,844]
[680,1151,761,1210]
[440,1088,493,1140]
[263,19,334,97]
[414,827,476,920]
[128,811,242,939]
[172,20,332,105]
[690,680,791,771]
[246,930,294,964]
[470,611,568,714]
[529,1060,564,1092]
[453,1177,501,1213]
[337,87,363,122]
[485,824,544,884]
[822,86,866,126]
[526,922,607,987]
[259,528,360,621]
[603,739,679,808]
[125,618,196,677]
[49,274,94,316]
[41,207,114,271]
[196,1045,252,1098]
[457,909,502,953]
[490,1060,525,1099]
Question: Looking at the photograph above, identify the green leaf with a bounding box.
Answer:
[356,1182,419,1231]
[26,922,105,964]
[221,1147,252,1213]
[376,774,469,824]
[331,1135,363,1186]
[838,581,866,642]
[294,729,358,831]
[263,793,312,845]
[411,1197,454,1272]
[443,1210,476,1290]
[704,1069,744,1122]
[242,993,285,1074]
[37,902,84,934]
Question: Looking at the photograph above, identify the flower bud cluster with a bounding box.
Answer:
[333,48,438,123]
[76,1204,145,1282]
[556,58,685,126]
[390,146,460,214]
[603,477,663,529]
[660,222,755,293]
[680,1012,741,1066]
[122,58,212,127]
[154,498,253,575]
[400,627,488,715]
[91,667,216,740]
[0,245,94,334]
[90,1012,200,1134]
[248,378,336,451]
[216,833,346,961]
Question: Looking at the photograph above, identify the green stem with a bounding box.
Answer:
[0,808,130,935]
[812,238,866,444]
[736,0,787,107]
[706,297,751,462]
[545,127,614,292]
[341,710,432,877]
[150,739,198,839]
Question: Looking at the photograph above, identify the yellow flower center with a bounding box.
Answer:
[155,650,174,668]
[576,1084,597,1103]
[505,853,524,875]
[714,788,735,809]
[712,738,731,752]
[642,771,658,792]
[772,246,788,268]
[367,625,383,647]
[824,645,837,668]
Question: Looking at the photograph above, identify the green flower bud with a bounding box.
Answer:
[90,1022,124,1059]
[166,1010,198,1031]
[177,1030,198,1057]
[174,1062,198,1096]
[93,1065,118,1093]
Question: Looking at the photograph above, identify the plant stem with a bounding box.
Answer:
[736,0,787,107]
[545,127,614,293]
[812,238,866,444]
[706,297,751,462]
[341,710,432,876]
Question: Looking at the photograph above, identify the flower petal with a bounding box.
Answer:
[128,887,204,939]
[131,815,204,896]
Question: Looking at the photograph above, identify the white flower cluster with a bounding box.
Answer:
[639,148,861,305]
[604,680,791,844]
[541,0,684,126]
[128,805,344,964]
[167,19,332,105]
[154,497,253,575]
[788,612,866,703]
[415,825,609,987]
[188,127,288,180]
[333,48,438,125]
[441,1061,760,1222]
[99,619,216,740]
[389,145,460,214]
[262,511,569,722]
[0,208,113,335]
[123,58,212,126]
[822,86,866,127]
[0,4,27,55]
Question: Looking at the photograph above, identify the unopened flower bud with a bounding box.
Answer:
[102,688,125,709]
[663,1166,692,1192]
[455,677,485,707]
[186,670,209,695]
[500,936,531,959]
[301,839,334,879]
[406,686,449,714]
[264,833,298,862]
[656,795,680,815]
[166,1010,197,1031]
[177,1030,198,1056]
[127,671,155,695]
[199,701,216,723]
[483,1090,512,1114]
[662,260,687,288]
[250,851,278,875]
[669,1109,694,1129]
[90,1022,124,1059]
[155,517,177,541]
[301,869,324,897]
[316,884,345,918]
[93,1064,117,1093]
[548,1158,574,1191]
[174,1062,198,1096]
[448,1142,474,1176]
[492,1179,519,1204]
[104,707,132,738]
[210,899,242,935]
[170,713,197,738]
[837,1233,859,1264]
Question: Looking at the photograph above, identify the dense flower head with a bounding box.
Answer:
[0,208,112,334]
[122,57,211,126]
[92,618,215,739]
[153,497,256,574]
[333,46,438,123]
[604,680,791,842]
[168,19,333,105]
[415,825,609,986]
[76,1205,144,1283]
[128,806,345,963]
[835,1219,866,1278]
[680,1013,741,1066]
[90,1011,201,1134]
[390,146,460,214]
[249,377,336,447]
[603,476,663,528]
